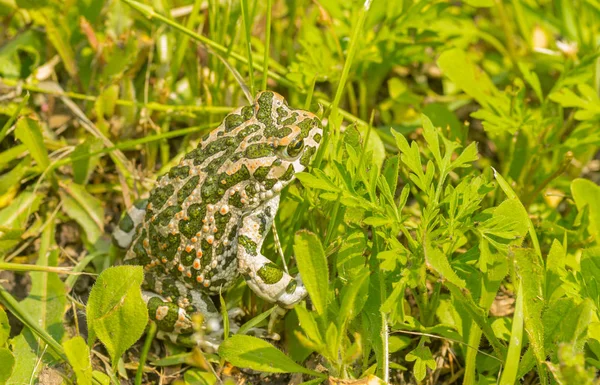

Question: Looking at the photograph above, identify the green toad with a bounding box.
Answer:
[112,91,323,347]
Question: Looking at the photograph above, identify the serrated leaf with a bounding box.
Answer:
[63,336,92,385]
[218,335,322,376]
[15,117,49,169]
[86,266,148,367]
[294,230,328,316]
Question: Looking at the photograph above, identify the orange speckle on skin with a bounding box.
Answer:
[191,237,198,243]
[178,264,184,272]
[161,258,167,263]
[196,276,204,283]
[193,259,201,269]
[196,250,203,257]
[186,271,192,278]
[185,245,193,253]
[203,282,210,287]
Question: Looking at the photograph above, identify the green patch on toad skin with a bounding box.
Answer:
[300,146,316,167]
[132,231,151,265]
[188,203,206,220]
[285,279,297,294]
[215,212,232,236]
[257,92,274,124]
[245,143,275,159]
[202,239,212,261]
[148,297,192,334]
[134,199,149,209]
[220,164,251,190]
[119,212,135,232]
[177,176,200,204]
[149,184,175,211]
[179,217,201,239]
[169,166,190,179]
[224,113,245,132]
[228,191,244,209]
[238,235,257,256]
[236,124,261,141]
[181,248,195,266]
[161,278,181,300]
[185,136,238,166]
[258,262,284,284]
[298,118,314,139]
[253,165,271,181]
[156,205,181,226]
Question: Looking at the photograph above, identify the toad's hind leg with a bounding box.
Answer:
[236,197,307,308]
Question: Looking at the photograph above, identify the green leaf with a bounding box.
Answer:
[63,336,93,385]
[15,117,49,169]
[6,334,40,385]
[0,307,9,347]
[499,283,524,385]
[545,239,567,302]
[86,266,148,367]
[338,270,369,333]
[424,237,466,288]
[293,230,328,316]
[0,191,42,229]
[580,248,600,308]
[295,171,341,193]
[218,335,323,376]
[0,155,30,196]
[406,345,436,382]
[0,347,15,383]
[513,248,547,384]
[294,306,324,346]
[571,178,600,241]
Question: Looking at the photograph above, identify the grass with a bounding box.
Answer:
[0,0,600,384]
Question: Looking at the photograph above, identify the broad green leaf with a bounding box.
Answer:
[6,334,39,385]
[294,230,328,316]
[183,368,217,385]
[15,117,49,169]
[63,336,93,385]
[20,225,66,348]
[499,283,524,385]
[0,30,41,78]
[0,191,42,228]
[0,347,14,382]
[437,48,497,109]
[86,266,148,367]
[0,308,9,346]
[571,178,600,241]
[513,248,547,384]
[406,345,436,382]
[218,335,322,376]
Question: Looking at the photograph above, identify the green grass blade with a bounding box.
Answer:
[499,283,524,385]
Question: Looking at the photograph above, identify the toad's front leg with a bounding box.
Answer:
[236,199,307,308]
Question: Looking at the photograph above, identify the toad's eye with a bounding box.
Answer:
[284,137,304,159]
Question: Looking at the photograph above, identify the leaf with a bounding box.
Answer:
[15,117,49,169]
[499,283,524,385]
[437,48,497,109]
[424,237,466,288]
[218,335,322,376]
[580,248,600,308]
[338,270,369,333]
[406,345,436,382]
[0,347,15,383]
[0,308,9,347]
[6,334,40,385]
[295,172,340,193]
[86,266,148,367]
[63,336,93,385]
[545,239,567,302]
[20,225,67,347]
[294,306,324,346]
[293,230,329,316]
[0,191,42,228]
[571,178,600,240]
[60,181,105,244]
[0,155,30,197]
[513,248,547,384]
[30,10,77,76]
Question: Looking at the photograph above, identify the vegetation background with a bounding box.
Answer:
[0,0,599,384]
